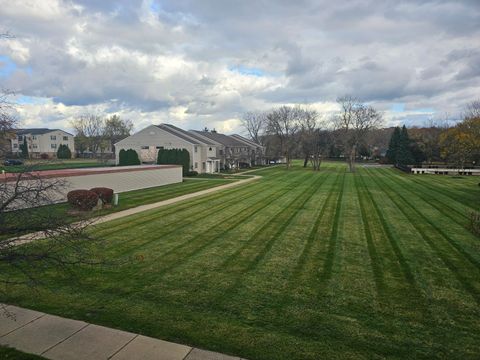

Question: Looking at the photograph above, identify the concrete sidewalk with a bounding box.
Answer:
[0,305,246,360]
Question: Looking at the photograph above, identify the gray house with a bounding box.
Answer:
[191,130,265,169]
[115,124,264,173]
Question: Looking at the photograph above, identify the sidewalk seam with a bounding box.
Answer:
[40,322,90,355]
[107,333,139,359]
[0,312,46,338]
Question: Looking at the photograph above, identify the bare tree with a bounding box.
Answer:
[298,108,319,167]
[464,100,480,120]
[0,90,18,158]
[104,115,133,152]
[266,106,301,168]
[0,170,102,294]
[71,114,105,155]
[241,111,266,144]
[335,96,382,172]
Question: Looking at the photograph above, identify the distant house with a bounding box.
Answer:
[10,128,75,158]
[115,124,265,173]
[191,130,265,168]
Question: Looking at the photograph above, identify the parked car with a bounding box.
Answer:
[3,159,24,166]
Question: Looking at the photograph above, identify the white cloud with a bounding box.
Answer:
[1,0,479,134]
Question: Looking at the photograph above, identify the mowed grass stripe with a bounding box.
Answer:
[398,172,479,211]
[366,168,480,304]
[98,173,298,255]
[374,169,480,269]
[92,171,288,239]
[215,171,332,304]
[318,169,346,286]
[137,171,316,276]
[288,171,341,290]
[379,168,473,227]
[357,170,428,315]
[355,174,386,301]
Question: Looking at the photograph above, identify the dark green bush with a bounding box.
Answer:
[119,148,140,165]
[57,144,72,159]
[157,148,190,175]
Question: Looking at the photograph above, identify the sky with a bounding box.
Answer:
[0,0,479,135]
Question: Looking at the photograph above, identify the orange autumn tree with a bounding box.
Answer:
[439,105,480,168]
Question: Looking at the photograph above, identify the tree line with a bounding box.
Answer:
[243,98,480,171]
[242,96,382,172]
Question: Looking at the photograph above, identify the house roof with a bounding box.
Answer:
[191,131,247,147]
[155,124,201,145]
[158,123,223,146]
[14,128,74,136]
[231,134,262,148]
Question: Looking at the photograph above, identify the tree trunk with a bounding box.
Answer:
[349,145,357,172]
[303,155,309,168]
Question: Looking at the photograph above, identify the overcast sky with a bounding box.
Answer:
[1,0,479,134]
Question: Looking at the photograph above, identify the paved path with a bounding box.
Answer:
[10,174,261,245]
[0,305,245,360]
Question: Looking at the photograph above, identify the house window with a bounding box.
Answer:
[13,143,18,149]
[63,136,68,141]
[156,146,164,150]
[209,147,212,151]
[51,143,57,149]
[194,162,198,169]
[50,135,56,140]
[18,135,23,141]
[202,162,206,170]
[194,146,198,153]
[32,135,37,140]
[219,149,223,155]
[141,146,149,149]
[33,144,38,149]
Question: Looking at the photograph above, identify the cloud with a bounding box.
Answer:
[0,0,479,133]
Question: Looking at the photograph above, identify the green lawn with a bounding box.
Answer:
[1,163,479,359]
[0,178,234,240]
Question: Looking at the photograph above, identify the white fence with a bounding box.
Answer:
[411,168,480,176]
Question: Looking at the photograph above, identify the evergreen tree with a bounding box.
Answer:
[20,138,29,159]
[386,127,401,164]
[119,149,127,165]
[397,125,414,165]
[56,144,72,159]
[126,149,140,165]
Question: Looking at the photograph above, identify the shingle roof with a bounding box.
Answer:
[231,134,261,147]
[155,124,201,145]
[14,128,74,136]
[191,131,247,147]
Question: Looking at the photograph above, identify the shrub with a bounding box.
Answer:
[119,148,141,166]
[185,170,198,177]
[40,153,49,159]
[90,187,114,204]
[57,144,72,159]
[157,148,190,175]
[67,190,99,211]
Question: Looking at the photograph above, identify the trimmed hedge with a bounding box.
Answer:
[157,148,190,175]
[67,189,99,211]
[90,187,114,204]
[119,149,141,166]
